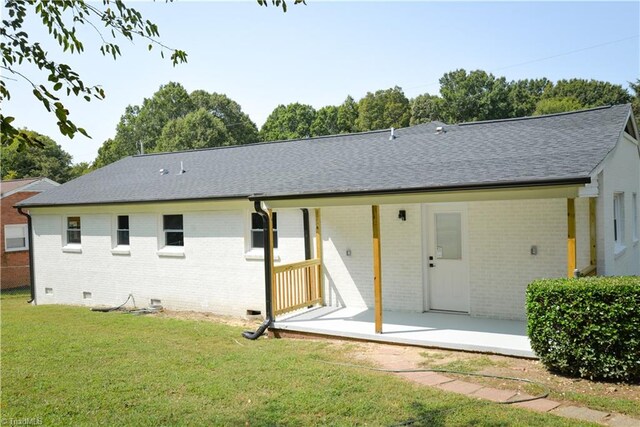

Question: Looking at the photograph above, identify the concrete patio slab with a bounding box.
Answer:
[273,306,534,358]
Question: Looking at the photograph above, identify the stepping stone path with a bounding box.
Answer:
[368,345,640,426]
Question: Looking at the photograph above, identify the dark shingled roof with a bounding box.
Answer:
[18,104,632,207]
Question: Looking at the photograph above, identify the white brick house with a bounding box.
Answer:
[17,105,640,354]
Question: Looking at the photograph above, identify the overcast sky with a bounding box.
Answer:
[5,1,640,164]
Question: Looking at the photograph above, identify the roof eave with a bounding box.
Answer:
[249,177,592,202]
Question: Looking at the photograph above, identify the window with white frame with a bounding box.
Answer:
[4,224,28,251]
[251,212,278,249]
[66,216,81,244]
[163,214,183,247]
[633,193,638,241]
[613,193,624,249]
[117,215,130,246]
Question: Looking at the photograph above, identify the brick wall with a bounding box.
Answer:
[1,192,38,289]
[32,205,307,316]
[467,199,568,320]
[322,204,423,311]
[30,197,591,321]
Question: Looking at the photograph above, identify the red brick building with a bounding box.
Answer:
[1,178,59,289]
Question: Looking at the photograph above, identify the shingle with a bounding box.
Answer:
[18,104,632,207]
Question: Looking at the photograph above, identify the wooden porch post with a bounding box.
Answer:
[589,198,597,270]
[315,208,324,304]
[372,205,383,334]
[567,198,577,277]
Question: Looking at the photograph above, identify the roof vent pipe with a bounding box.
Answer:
[389,127,396,140]
[178,161,186,175]
[435,126,446,134]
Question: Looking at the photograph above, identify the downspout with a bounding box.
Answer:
[16,208,35,303]
[242,200,274,340]
[301,208,311,260]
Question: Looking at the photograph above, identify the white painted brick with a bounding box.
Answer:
[32,207,308,317]
[468,199,567,320]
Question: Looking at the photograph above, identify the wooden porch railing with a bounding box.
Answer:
[273,258,322,316]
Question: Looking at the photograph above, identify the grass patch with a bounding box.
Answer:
[435,356,505,374]
[1,299,594,426]
[1,286,30,299]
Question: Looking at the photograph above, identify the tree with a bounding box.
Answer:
[2,129,73,182]
[1,0,187,149]
[190,90,259,144]
[94,83,259,167]
[543,79,631,108]
[260,103,317,141]
[310,106,339,136]
[508,78,552,118]
[337,95,359,133]
[154,108,233,152]
[533,97,584,116]
[356,86,410,131]
[410,94,444,125]
[1,0,302,149]
[630,79,640,128]
[438,69,512,123]
[68,162,93,180]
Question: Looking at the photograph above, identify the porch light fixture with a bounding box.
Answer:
[398,210,407,221]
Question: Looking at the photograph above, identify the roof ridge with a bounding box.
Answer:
[458,104,624,127]
[133,128,390,158]
[1,177,41,183]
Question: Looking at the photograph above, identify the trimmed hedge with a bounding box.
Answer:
[526,276,640,382]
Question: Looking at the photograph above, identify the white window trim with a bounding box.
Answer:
[62,216,82,253]
[4,224,28,252]
[613,192,625,256]
[111,214,131,255]
[244,210,280,261]
[157,214,185,258]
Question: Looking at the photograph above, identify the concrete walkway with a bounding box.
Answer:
[369,345,640,427]
[274,306,534,357]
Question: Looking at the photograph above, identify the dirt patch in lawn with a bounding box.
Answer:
[347,342,640,417]
[156,309,262,328]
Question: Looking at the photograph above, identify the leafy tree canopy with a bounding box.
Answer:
[260,103,317,141]
[2,129,73,182]
[155,108,232,152]
[1,0,187,149]
[438,69,512,123]
[94,82,258,167]
[543,79,631,108]
[337,95,359,134]
[310,106,339,137]
[356,86,410,131]
[507,78,552,118]
[67,161,93,181]
[410,93,444,125]
[630,79,640,129]
[1,0,301,149]
[190,90,259,145]
[534,97,584,116]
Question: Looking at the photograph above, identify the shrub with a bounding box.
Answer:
[526,276,640,382]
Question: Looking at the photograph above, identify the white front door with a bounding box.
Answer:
[426,203,470,312]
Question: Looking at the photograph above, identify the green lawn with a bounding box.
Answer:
[1,292,594,426]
